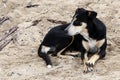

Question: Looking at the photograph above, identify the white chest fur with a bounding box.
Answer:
[88,39,97,48]
[81,29,105,52]
[81,31,97,49]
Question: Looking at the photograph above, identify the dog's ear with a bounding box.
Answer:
[87,11,97,19]
[75,8,85,14]
[73,8,85,18]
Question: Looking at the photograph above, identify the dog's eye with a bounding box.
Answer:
[73,21,82,26]
[76,23,82,26]
[73,22,82,26]
[79,23,82,26]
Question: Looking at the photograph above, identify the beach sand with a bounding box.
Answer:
[0,0,120,80]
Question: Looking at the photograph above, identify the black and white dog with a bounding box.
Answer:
[38,8,107,73]
[66,8,107,72]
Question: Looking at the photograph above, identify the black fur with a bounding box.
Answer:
[38,24,73,66]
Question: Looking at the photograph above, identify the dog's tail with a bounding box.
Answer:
[38,45,52,68]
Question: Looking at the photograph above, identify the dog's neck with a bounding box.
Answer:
[86,19,98,39]
[81,20,97,41]
[80,30,93,41]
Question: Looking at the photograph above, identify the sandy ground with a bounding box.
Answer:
[0,0,120,80]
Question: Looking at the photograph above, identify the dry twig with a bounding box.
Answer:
[0,38,13,51]
[26,4,39,8]
[0,17,9,25]
[0,26,18,42]
[0,26,18,51]
[26,19,41,29]
[47,19,67,24]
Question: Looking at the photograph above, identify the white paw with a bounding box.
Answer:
[47,65,52,68]
[83,66,94,73]
[86,60,95,67]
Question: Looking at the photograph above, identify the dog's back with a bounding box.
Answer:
[38,23,73,68]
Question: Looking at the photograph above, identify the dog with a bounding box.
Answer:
[38,24,75,68]
[65,8,107,73]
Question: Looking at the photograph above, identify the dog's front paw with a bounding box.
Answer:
[86,59,95,67]
[83,60,96,73]
[83,65,94,73]
[83,60,95,73]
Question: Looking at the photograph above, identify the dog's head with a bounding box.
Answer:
[66,8,97,36]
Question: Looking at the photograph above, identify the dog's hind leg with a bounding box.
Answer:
[99,39,107,59]
[57,36,74,59]
[38,45,52,68]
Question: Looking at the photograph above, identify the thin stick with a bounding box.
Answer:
[26,19,41,29]
[47,19,67,24]
[26,4,39,8]
[0,26,18,51]
[0,17,9,25]
[0,26,18,42]
[0,38,13,51]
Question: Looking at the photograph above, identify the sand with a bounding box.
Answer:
[0,0,120,80]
